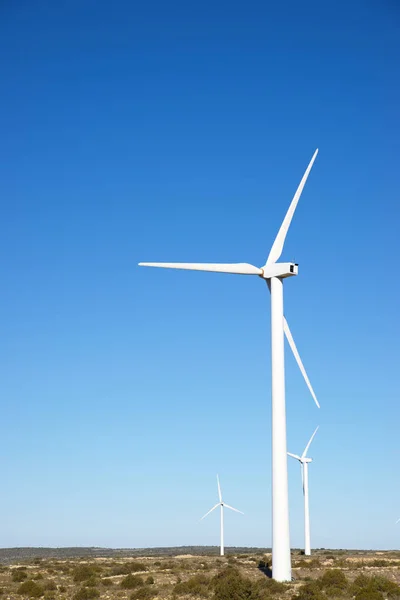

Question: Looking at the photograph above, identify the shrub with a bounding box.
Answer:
[12,570,28,582]
[84,577,98,588]
[121,575,144,589]
[33,574,44,581]
[111,562,147,576]
[317,569,348,596]
[101,578,114,586]
[73,566,98,583]
[370,576,400,594]
[354,590,383,600]
[292,581,324,600]
[130,588,158,600]
[295,559,321,569]
[319,570,347,589]
[145,576,154,585]
[253,578,287,596]
[211,567,253,600]
[73,588,100,600]
[130,562,147,573]
[43,582,57,592]
[173,573,210,597]
[17,580,44,598]
[58,586,67,593]
[351,574,400,597]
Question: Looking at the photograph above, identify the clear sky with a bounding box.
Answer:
[0,0,399,551]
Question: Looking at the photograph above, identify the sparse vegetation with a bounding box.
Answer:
[0,548,397,600]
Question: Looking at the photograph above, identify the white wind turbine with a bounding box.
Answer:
[139,149,320,581]
[288,426,319,556]
[200,475,243,556]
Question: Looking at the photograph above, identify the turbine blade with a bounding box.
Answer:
[138,262,262,275]
[287,452,301,461]
[265,149,319,266]
[301,426,319,459]
[284,318,320,409]
[200,503,220,520]
[217,475,222,503]
[223,503,244,515]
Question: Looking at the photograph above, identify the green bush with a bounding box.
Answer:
[145,576,154,585]
[351,574,400,597]
[17,580,44,598]
[173,573,210,597]
[83,577,98,588]
[354,590,383,600]
[33,574,44,581]
[73,587,100,600]
[58,586,67,593]
[253,578,287,596]
[292,581,324,600]
[317,569,348,596]
[295,559,321,569]
[111,562,147,575]
[211,567,253,600]
[319,569,347,589]
[73,566,98,583]
[12,569,28,582]
[101,578,114,586]
[130,588,158,600]
[121,575,145,589]
[43,582,57,592]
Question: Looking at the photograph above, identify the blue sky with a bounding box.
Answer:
[0,0,399,550]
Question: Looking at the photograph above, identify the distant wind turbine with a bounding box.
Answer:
[288,426,319,556]
[200,475,243,556]
[396,518,400,524]
[139,150,320,581]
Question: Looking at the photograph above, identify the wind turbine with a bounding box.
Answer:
[139,149,320,581]
[200,475,243,556]
[288,426,319,556]
[396,518,400,524]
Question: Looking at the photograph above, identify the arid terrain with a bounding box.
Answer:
[0,548,399,599]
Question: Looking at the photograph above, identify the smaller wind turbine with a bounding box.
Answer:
[288,426,319,556]
[396,518,400,524]
[200,475,243,556]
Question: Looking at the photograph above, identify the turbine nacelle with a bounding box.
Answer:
[260,262,298,280]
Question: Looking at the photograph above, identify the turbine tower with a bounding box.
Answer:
[288,426,319,556]
[200,475,243,556]
[139,150,320,581]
